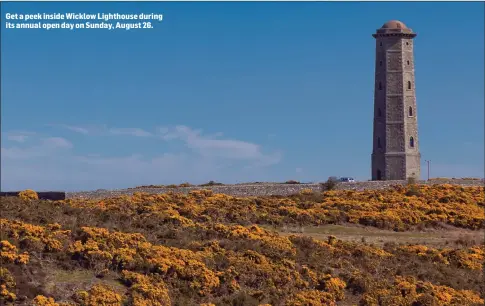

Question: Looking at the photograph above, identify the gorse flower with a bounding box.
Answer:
[0,184,482,305]
[18,189,39,201]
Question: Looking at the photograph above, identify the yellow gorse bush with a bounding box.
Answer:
[121,271,171,305]
[0,184,483,305]
[73,284,122,306]
[59,185,484,231]
[18,189,39,201]
[361,275,484,306]
[32,295,72,306]
[287,290,336,306]
[0,240,29,265]
[0,268,17,303]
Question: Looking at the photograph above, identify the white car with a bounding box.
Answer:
[340,177,355,183]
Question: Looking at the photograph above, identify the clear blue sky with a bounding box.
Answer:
[1,2,484,191]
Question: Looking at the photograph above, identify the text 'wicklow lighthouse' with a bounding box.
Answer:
[371,20,421,181]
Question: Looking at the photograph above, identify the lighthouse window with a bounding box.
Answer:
[378,108,382,117]
[378,82,382,90]
[377,137,382,148]
[410,137,415,147]
[409,106,413,116]
[407,81,412,90]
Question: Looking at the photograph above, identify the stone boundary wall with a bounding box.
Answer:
[0,191,66,200]
[66,179,484,199]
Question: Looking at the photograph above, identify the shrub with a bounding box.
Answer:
[1,185,484,305]
[320,177,338,191]
[407,177,417,185]
[0,268,17,302]
[73,284,122,306]
[33,296,61,306]
[199,181,224,187]
[405,177,421,196]
[18,189,39,201]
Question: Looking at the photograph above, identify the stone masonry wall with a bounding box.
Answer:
[67,179,484,199]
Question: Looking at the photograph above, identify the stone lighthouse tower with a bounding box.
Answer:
[371,20,421,181]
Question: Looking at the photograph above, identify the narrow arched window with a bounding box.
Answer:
[407,81,412,90]
[377,137,382,148]
[410,137,415,147]
[378,82,382,90]
[378,108,382,117]
[380,42,382,46]
[407,60,410,65]
[379,60,382,66]
[409,106,413,116]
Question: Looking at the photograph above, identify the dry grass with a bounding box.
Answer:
[272,224,485,248]
[42,266,127,301]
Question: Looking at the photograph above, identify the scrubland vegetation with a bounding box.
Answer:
[1,184,483,305]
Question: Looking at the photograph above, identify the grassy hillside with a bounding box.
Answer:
[1,184,483,305]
